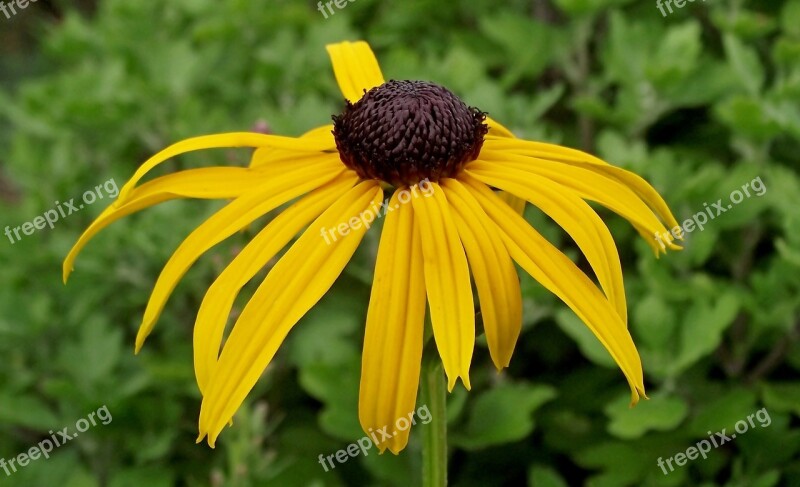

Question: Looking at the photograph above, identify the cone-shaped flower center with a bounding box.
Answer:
[332,80,488,186]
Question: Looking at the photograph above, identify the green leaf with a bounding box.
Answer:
[632,293,676,349]
[715,94,785,140]
[479,14,560,86]
[287,291,363,368]
[298,359,362,441]
[452,383,556,450]
[675,291,741,373]
[723,34,765,95]
[528,464,569,487]
[552,0,636,17]
[687,389,757,437]
[781,0,800,37]
[109,467,175,487]
[555,309,616,368]
[605,392,689,439]
[0,392,60,430]
[648,21,703,90]
[761,383,800,417]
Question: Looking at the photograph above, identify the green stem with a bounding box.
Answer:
[420,349,447,487]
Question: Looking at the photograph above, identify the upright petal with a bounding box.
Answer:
[359,190,426,454]
[467,161,628,324]
[411,183,474,391]
[63,167,261,282]
[135,156,344,352]
[441,178,522,368]
[194,172,359,395]
[326,41,386,103]
[460,174,646,405]
[198,181,383,446]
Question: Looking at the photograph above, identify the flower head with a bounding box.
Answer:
[64,40,681,454]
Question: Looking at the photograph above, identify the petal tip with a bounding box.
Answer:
[134,333,146,354]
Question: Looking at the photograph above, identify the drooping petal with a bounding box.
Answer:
[250,148,339,170]
[297,124,337,141]
[460,173,646,405]
[482,138,681,243]
[467,161,628,324]
[359,190,426,454]
[194,172,359,395]
[411,183,474,391]
[135,156,345,352]
[483,118,526,214]
[326,41,386,103]
[63,167,265,283]
[249,125,336,169]
[441,178,522,368]
[197,181,383,447]
[478,146,681,254]
[116,133,333,203]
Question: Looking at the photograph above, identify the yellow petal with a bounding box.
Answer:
[116,132,333,204]
[467,161,627,324]
[460,173,646,405]
[326,41,386,103]
[495,190,526,216]
[441,179,522,368]
[485,116,515,138]
[197,181,383,447]
[249,125,336,169]
[135,156,344,352]
[483,118,526,214]
[63,167,262,283]
[478,147,681,254]
[194,172,359,395]
[410,182,474,391]
[483,138,681,236]
[359,190,426,454]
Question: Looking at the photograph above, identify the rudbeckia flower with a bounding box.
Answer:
[63,40,681,453]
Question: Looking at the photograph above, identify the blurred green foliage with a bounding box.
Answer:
[1,0,799,486]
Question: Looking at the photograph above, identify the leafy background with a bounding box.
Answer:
[1,0,799,485]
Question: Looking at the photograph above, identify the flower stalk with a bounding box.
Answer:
[420,344,448,487]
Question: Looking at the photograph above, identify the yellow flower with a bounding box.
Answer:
[63,41,681,454]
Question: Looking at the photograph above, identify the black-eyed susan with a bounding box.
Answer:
[63,40,681,454]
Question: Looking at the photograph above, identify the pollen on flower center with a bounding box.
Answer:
[332,80,488,186]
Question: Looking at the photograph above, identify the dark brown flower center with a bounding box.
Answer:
[332,80,488,186]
